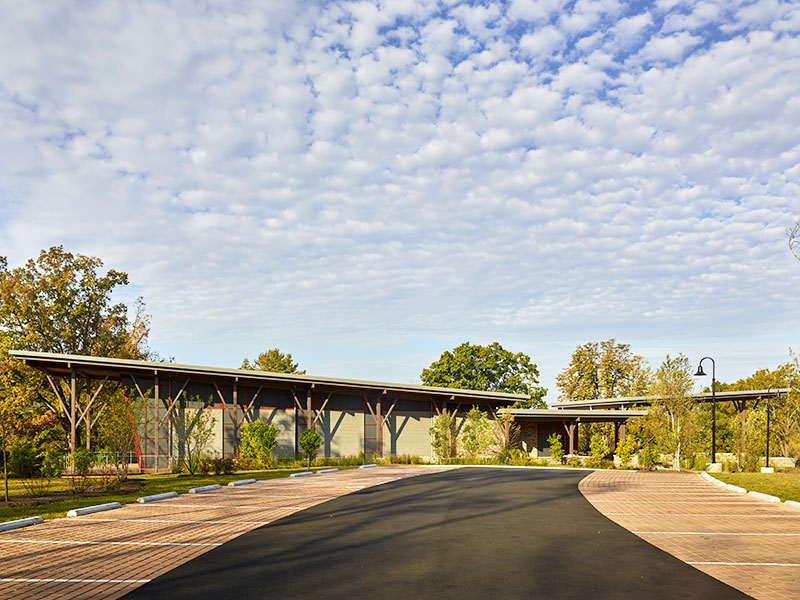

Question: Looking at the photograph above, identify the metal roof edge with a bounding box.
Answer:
[9,350,527,402]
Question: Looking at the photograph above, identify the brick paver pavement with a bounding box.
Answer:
[580,470,800,600]
[0,466,456,600]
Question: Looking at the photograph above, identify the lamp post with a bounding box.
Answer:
[694,357,716,465]
[765,386,780,470]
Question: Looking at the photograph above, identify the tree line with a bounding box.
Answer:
[1,247,798,487]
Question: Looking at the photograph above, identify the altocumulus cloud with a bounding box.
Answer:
[1,0,799,396]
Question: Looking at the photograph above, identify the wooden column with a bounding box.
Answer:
[306,387,313,430]
[564,422,576,454]
[154,372,160,473]
[232,380,238,456]
[376,395,382,457]
[70,367,77,454]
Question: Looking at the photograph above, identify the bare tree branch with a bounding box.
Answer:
[787,221,800,262]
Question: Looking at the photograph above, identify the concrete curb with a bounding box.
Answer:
[67,502,122,517]
[359,464,377,469]
[137,492,179,503]
[701,471,725,487]
[318,468,339,473]
[748,490,781,503]
[290,471,315,477]
[724,484,747,494]
[702,472,795,507]
[0,516,43,532]
[188,484,222,494]
[228,479,257,487]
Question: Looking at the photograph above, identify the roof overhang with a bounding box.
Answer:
[9,350,527,405]
[550,388,792,410]
[504,408,648,422]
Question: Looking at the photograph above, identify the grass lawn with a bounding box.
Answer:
[0,466,357,523]
[712,472,800,502]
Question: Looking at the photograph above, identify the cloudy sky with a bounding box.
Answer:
[2,0,799,401]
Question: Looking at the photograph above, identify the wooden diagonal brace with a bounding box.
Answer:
[237,386,263,426]
[78,375,110,424]
[44,373,69,417]
[161,379,191,424]
[291,388,306,412]
[311,391,335,428]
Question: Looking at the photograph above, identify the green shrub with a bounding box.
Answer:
[547,433,565,464]
[638,442,658,470]
[616,436,638,469]
[567,455,583,468]
[240,420,279,468]
[588,433,609,468]
[8,441,37,479]
[210,457,235,475]
[69,447,95,493]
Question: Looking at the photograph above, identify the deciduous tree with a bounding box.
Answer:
[421,342,546,408]
[647,354,697,470]
[0,246,152,452]
[556,339,649,402]
[241,348,305,374]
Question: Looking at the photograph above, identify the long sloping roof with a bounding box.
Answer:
[550,388,792,410]
[9,350,526,404]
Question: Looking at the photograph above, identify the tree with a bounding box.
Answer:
[787,220,800,262]
[648,354,697,470]
[240,419,279,467]
[556,339,649,402]
[241,349,305,374]
[429,412,458,461]
[421,342,546,408]
[461,406,493,458]
[547,432,564,463]
[493,410,520,463]
[96,392,145,484]
[298,429,322,470]
[169,396,216,475]
[0,246,152,453]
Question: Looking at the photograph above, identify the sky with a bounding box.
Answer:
[1,0,799,403]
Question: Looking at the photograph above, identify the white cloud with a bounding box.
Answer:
[1,0,800,400]
[519,25,566,57]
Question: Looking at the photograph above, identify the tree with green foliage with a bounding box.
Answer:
[169,396,217,475]
[615,435,637,469]
[547,432,564,463]
[556,339,649,402]
[96,393,145,484]
[588,432,609,468]
[421,342,546,408]
[240,419,279,467]
[494,410,520,463]
[241,348,305,374]
[299,429,322,470]
[648,354,697,470]
[0,246,152,453]
[429,411,458,461]
[461,406,493,457]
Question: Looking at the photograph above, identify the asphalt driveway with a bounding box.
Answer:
[124,467,750,599]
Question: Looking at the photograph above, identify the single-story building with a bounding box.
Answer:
[10,350,649,468]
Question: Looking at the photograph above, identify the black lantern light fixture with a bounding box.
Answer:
[694,357,716,465]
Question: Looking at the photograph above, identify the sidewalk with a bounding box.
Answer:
[580,470,800,600]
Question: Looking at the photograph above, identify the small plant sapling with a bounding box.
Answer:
[299,429,322,471]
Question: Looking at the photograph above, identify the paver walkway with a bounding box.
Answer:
[0,466,454,600]
[581,470,800,600]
